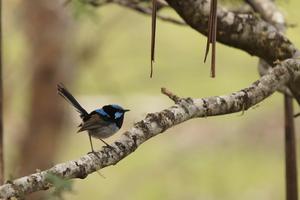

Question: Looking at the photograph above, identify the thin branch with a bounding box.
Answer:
[0,58,299,199]
[161,87,181,103]
[150,0,157,78]
[284,95,298,200]
[204,0,218,77]
[81,0,186,25]
[114,0,185,25]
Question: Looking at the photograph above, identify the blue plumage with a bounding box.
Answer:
[110,104,125,110]
[57,84,129,152]
[95,109,110,118]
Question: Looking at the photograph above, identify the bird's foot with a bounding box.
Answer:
[87,150,100,159]
[104,144,114,150]
[103,144,119,154]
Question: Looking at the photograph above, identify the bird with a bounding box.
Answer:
[57,83,129,152]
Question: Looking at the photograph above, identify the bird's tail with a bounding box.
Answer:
[57,83,89,118]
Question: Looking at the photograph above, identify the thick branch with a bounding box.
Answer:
[244,0,300,104]
[245,0,285,30]
[245,0,291,95]
[163,0,300,104]
[0,59,299,199]
[164,0,297,65]
[85,0,294,64]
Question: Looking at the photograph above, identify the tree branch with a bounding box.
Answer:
[0,58,299,199]
[83,0,295,63]
[163,0,300,104]
[82,0,186,25]
[284,94,298,200]
[80,0,300,103]
[164,0,297,64]
[245,0,285,30]
[245,0,293,97]
[247,2,299,199]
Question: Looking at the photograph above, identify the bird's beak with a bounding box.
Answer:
[123,109,130,112]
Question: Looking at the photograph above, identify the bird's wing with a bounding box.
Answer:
[78,114,111,132]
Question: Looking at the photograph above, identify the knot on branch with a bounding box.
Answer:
[241,89,251,111]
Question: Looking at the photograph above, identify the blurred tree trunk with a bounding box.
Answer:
[0,0,3,185]
[18,0,72,191]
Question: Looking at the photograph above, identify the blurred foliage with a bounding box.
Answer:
[69,0,99,19]
[46,173,74,200]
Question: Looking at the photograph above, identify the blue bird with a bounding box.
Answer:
[57,84,129,152]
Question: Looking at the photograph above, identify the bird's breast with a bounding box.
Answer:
[88,123,119,139]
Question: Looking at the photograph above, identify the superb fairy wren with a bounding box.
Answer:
[57,83,129,152]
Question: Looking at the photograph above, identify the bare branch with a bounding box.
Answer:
[150,0,157,78]
[164,0,300,105]
[245,0,285,30]
[244,0,300,105]
[81,0,186,25]
[164,0,297,65]
[204,0,217,77]
[284,95,299,200]
[161,87,181,103]
[0,58,299,199]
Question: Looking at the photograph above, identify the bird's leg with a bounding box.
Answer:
[99,139,114,149]
[87,133,101,159]
[88,133,95,152]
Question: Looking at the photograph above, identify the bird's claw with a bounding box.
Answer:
[87,151,100,159]
[104,144,115,150]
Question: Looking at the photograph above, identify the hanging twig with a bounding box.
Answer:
[150,0,157,78]
[284,95,298,200]
[204,0,217,78]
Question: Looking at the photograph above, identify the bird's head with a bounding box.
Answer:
[102,104,129,120]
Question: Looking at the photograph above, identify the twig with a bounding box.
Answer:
[150,0,157,78]
[82,0,186,25]
[204,0,218,78]
[284,95,298,200]
[161,87,181,103]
